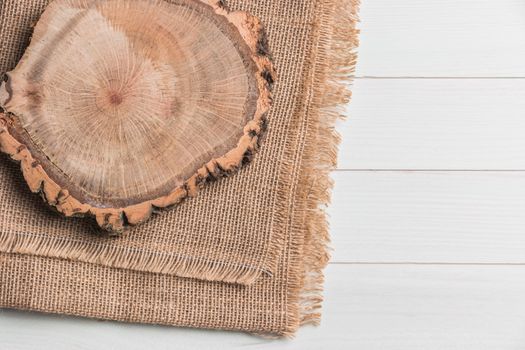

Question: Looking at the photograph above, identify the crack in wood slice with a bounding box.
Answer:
[0,0,275,234]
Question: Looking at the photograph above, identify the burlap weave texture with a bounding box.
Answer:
[0,0,359,336]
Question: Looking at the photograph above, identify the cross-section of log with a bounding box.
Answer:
[0,0,274,233]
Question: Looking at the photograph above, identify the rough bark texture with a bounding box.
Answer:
[0,0,275,233]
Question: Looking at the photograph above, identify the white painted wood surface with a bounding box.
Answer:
[330,171,525,263]
[356,0,525,77]
[3,0,525,348]
[339,79,525,170]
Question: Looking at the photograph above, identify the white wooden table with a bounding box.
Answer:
[3,1,525,348]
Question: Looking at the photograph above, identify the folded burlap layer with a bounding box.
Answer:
[0,0,359,336]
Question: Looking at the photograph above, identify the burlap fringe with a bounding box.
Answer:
[283,0,360,337]
[0,230,267,284]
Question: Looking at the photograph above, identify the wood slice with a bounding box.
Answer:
[0,0,275,233]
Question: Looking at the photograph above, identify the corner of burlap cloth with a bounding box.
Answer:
[0,0,359,336]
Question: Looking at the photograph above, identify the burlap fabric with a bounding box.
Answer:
[0,0,359,336]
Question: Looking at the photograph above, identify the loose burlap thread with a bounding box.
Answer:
[0,0,359,336]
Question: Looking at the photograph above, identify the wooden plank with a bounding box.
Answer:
[2,264,525,349]
[330,171,525,263]
[337,264,525,350]
[356,0,525,77]
[338,78,525,170]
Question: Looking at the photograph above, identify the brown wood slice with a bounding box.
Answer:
[0,0,275,233]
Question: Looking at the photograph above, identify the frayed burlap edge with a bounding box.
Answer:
[0,230,270,284]
[281,0,360,336]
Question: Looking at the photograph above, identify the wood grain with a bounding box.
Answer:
[0,0,274,232]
